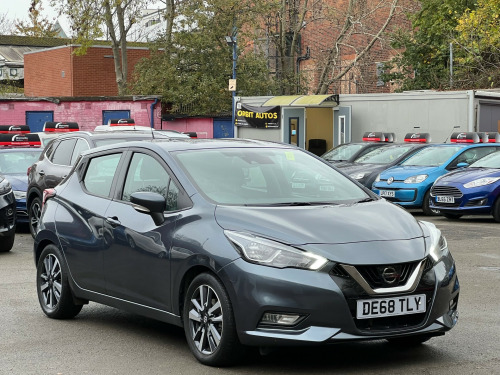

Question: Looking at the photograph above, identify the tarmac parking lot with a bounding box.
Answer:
[1,214,499,374]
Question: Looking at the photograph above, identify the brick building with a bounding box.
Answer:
[23,45,151,97]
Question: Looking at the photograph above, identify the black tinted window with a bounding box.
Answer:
[50,139,77,166]
[71,139,90,165]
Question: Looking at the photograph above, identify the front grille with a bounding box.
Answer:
[434,201,461,208]
[331,264,350,278]
[431,185,463,198]
[356,262,417,289]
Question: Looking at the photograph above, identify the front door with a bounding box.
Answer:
[26,111,54,132]
[289,117,299,146]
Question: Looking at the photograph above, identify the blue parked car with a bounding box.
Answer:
[430,150,500,221]
[0,132,43,223]
[372,134,500,215]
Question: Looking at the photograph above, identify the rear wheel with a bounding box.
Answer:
[183,273,244,366]
[493,198,500,223]
[36,244,83,319]
[443,213,462,220]
[422,190,440,216]
[29,196,42,239]
[0,228,15,252]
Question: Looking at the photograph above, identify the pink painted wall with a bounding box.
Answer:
[0,99,162,131]
[160,118,213,138]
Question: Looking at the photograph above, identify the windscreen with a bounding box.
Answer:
[401,146,462,167]
[355,145,415,164]
[322,144,364,161]
[470,151,500,168]
[0,150,42,174]
[175,147,369,205]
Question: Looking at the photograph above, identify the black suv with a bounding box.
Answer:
[27,130,169,237]
[0,175,16,252]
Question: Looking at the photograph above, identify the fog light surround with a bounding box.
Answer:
[260,312,304,326]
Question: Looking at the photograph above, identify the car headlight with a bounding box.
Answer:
[13,190,26,200]
[404,174,428,184]
[349,172,366,180]
[421,221,449,263]
[0,176,12,195]
[463,177,500,188]
[225,230,328,270]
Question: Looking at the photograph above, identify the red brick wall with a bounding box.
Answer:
[24,45,150,97]
[24,46,73,97]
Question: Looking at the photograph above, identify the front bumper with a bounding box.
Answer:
[219,254,459,347]
[0,192,16,234]
[372,182,426,208]
[430,184,499,215]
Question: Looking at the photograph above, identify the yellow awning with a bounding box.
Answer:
[261,94,339,107]
[261,95,304,106]
[290,94,338,106]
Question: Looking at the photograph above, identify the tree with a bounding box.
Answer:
[131,0,279,115]
[454,0,500,88]
[0,12,16,35]
[383,0,476,91]
[50,0,155,95]
[15,0,58,37]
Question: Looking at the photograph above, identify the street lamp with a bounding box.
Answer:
[225,31,237,127]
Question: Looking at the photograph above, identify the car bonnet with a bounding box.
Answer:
[438,167,500,184]
[215,200,426,263]
[380,165,441,179]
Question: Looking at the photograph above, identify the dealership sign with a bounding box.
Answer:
[235,104,280,128]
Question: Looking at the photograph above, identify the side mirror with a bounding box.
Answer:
[456,162,469,168]
[130,192,166,226]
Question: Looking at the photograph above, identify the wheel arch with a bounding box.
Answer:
[27,187,41,209]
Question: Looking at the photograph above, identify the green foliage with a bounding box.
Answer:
[15,0,59,37]
[383,0,476,91]
[131,0,280,116]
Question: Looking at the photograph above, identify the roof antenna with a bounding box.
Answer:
[444,125,460,143]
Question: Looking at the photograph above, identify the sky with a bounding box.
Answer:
[2,0,71,34]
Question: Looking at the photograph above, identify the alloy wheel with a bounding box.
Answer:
[188,284,223,355]
[30,200,41,236]
[39,254,62,310]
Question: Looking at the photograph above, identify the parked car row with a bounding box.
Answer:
[324,131,500,220]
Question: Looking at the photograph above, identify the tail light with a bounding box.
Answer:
[42,188,56,206]
[27,166,31,176]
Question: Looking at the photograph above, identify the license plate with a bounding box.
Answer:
[379,190,395,198]
[356,294,426,319]
[436,196,454,203]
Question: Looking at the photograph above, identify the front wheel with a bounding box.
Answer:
[422,190,440,216]
[0,229,15,252]
[493,198,500,223]
[183,273,244,366]
[36,244,83,319]
[29,196,42,239]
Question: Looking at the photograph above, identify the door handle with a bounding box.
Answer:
[106,216,121,227]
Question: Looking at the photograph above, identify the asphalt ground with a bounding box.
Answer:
[1,215,499,374]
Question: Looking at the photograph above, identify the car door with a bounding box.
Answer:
[102,150,185,311]
[59,151,124,293]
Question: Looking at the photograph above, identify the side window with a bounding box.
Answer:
[50,139,77,166]
[43,141,56,160]
[70,139,90,165]
[83,153,122,197]
[122,153,180,212]
[454,147,496,167]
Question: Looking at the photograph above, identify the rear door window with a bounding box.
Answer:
[70,138,90,165]
[50,138,77,166]
[83,153,122,197]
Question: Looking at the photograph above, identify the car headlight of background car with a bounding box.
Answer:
[421,221,449,263]
[463,177,500,188]
[404,174,428,184]
[349,172,366,180]
[13,191,27,200]
[225,230,328,270]
[0,176,12,195]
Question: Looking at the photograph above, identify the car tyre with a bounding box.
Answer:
[29,196,42,239]
[386,334,432,346]
[422,190,440,216]
[493,198,500,223]
[36,244,83,319]
[443,213,462,220]
[183,273,244,367]
[0,228,15,252]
